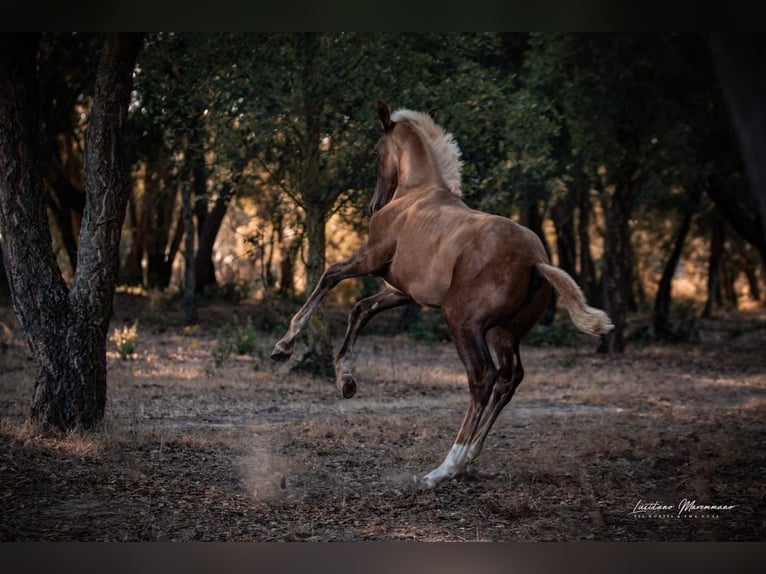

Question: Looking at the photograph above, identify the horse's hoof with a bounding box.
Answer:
[416,477,435,491]
[270,344,292,362]
[337,374,357,399]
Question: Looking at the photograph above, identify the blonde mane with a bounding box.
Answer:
[390,108,463,197]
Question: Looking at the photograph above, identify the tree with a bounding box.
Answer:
[245,33,387,375]
[710,33,766,249]
[0,33,143,431]
[522,33,754,351]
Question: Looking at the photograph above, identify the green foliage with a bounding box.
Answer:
[407,309,452,344]
[110,321,139,359]
[212,316,262,368]
[524,320,583,348]
[126,33,751,358]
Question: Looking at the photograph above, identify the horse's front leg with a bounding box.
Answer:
[335,288,411,398]
[270,250,379,363]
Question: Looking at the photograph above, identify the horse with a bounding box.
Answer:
[271,101,613,489]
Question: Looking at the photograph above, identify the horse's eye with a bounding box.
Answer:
[373,148,379,157]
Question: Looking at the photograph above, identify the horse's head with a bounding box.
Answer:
[370,100,399,216]
[369,101,459,216]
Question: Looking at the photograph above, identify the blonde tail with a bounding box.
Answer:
[535,263,614,336]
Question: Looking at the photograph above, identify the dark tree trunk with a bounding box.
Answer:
[720,257,739,308]
[702,214,726,318]
[181,178,196,325]
[653,209,694,339]
[710,33,766,251]
[292,34,334,377]
[577,181,600,306]
[41,131,86,276]
[734,239,761,301]
[550,191,578,280]
[141,156,180,289]
[0,33,143,431]
[293,205,334,377]
[599,180,637,353]
[278,231,298,298]
[119,188,144,285]
[194,182,234,294]
[704,172,766,268]
[180,119,207,323]
[521,195,556,325]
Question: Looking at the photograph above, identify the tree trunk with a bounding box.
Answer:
[119,188,145,285]
[277,229,298,298]
[704,172,766,268]
[194,182,234,294]
[180,120,207,323]
[521,194,556,325]
[577,181,600,305]
[292,33,334,377]
[41,133,85,276]
[734,239,761,301]
[599,180,637,353]
[702,214,726,318]
[0,33,143,431]
[293,206,334,377]
[710,33,766,250]
[720,257,739,308]
[142,158,179,289]
[181,178,196,324]
[653,209,693,338]
[550,190,577,279]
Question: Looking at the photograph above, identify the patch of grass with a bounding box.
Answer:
[556,353,577,368]
[212,316,262,368]
[110,320,139,359]
[525,320,582,348]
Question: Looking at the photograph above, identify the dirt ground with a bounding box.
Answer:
[1,293,764,541]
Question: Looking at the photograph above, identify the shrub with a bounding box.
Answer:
[110,320,139,359]
[407,309,451,343]
[212,316,262,368]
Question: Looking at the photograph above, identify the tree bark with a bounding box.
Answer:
[194,181,234,294]
[702,214,725,318]
[293,205,334,377]
[143,159,179,289]
[550,191,578,280]
[292,34,334,377]
[0,33,143,431]
[735,240,761,301]
[653,209,693,338]
[599,179,637,353]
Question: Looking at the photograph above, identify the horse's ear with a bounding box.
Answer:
[428,107,438,119]
[377,100,392,131]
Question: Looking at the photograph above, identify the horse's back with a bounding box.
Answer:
[374,189,549,312]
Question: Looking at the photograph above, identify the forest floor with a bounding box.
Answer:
[0,292,765,541]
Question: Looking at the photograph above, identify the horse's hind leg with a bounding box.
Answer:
[419,320,497,489]
[467,334,523,463]
[335,288,411,398]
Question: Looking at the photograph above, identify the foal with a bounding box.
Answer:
[272,101,613,489]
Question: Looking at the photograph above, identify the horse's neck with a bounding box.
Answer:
[399,147,445,192]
